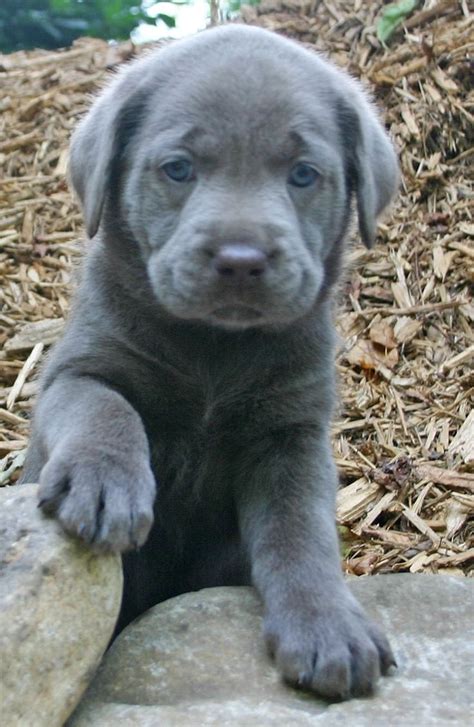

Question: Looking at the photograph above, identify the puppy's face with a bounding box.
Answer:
[70,27,399,329]
[123,74,349,329]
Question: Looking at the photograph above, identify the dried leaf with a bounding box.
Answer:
[372,456,413,490]
[369,320,398,349]
[347,552,380,575]
[346,338,399,371]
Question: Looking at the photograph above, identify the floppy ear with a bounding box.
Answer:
[337,95,399,248]
[69,82,147,239]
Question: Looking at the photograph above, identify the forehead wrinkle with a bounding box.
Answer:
[150,116,336,175]
[149,73,337,161]
[180,125,222,161]
[286,123,340,168]
[144,123,219,166]
[152,123,257,169]
[151,129,329,178]
[183,118,306,164]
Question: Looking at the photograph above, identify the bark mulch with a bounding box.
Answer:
[0,0,472,576]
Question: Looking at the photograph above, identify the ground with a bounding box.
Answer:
[0,0,472,575]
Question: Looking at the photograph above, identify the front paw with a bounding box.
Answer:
[265,596,395,701]
[38,447,156,552]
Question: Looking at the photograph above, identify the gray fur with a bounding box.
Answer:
[22,25,399,700]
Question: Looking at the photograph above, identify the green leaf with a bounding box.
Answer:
[157,13,176,28]
[377,0,418,45]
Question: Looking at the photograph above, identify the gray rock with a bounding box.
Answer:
[70,575,474,726]
[0,483,123,727]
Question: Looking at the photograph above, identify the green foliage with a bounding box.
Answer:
[376,0,418,45]
[225,0,260,14]
[0,0,176,53]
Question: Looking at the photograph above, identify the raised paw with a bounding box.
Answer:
[38,447,156,552]
[265,596,396,701]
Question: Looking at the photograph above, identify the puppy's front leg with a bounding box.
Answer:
[25,375,155,552]
[237,430,395,700]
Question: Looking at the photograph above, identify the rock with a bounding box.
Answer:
[0,483,123,727]
[70,575,473,726]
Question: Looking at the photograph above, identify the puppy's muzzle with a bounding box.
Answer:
[213,244,268,282]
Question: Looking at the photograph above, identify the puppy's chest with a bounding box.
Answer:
[143,377,260,497]
[148,389,250,465]
[142,368,268,443]
[148,405,239,530]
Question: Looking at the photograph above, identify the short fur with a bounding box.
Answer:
[22,25,399,700]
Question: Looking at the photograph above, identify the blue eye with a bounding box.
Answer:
[162,159,194,182]
[288,163,319,188]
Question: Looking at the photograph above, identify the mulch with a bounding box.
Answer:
[0,1,472,576]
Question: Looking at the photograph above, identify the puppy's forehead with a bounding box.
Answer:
[144,54,337,158]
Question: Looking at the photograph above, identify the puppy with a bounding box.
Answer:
[22,25,399,700]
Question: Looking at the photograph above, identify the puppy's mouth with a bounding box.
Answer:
[209,304,264,327]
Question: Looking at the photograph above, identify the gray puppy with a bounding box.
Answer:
[22,25,399,700]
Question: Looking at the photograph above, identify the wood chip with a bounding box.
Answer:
[415,464,474,493]
[6,343,44,410]
[448,411,474,464]
[5,319,65,353]
[440,344,474,373]
[337,478,381,523]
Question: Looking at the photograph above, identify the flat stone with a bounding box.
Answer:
[0,483,123,727]
[70,574,474,726]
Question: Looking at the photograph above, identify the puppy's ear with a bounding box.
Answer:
[337,95,399,248]
[69,84,146,239]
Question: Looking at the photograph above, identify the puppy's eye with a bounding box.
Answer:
[162,159,194,182]
[288,163,319,188]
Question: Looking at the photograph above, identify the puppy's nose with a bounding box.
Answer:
[214,244,268,280]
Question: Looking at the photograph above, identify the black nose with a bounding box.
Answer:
[213,244,268,280]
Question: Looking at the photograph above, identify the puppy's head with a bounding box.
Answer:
[70,25,399,329]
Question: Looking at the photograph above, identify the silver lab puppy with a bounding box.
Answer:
[22,25,399,700]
